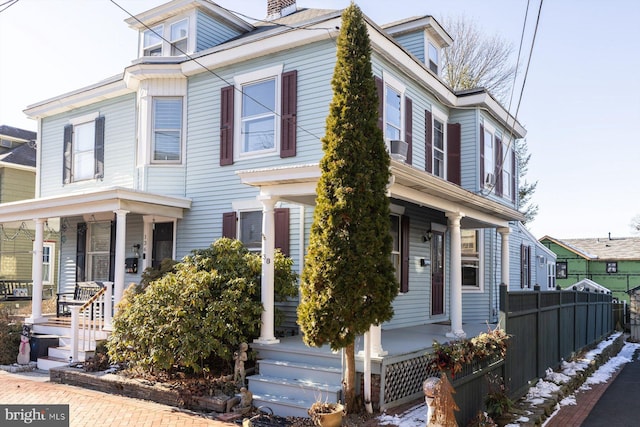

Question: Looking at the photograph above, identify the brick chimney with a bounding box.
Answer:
[267,0,297,20]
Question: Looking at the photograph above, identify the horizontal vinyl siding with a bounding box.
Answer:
[450,109,478,192]
[462,229,498,323]
[178,40,336,257]
[0,168,34,202]
[39,93,137,198]
[0,233,33,279]
[393,32,425,63]
[145,166,186,197]
[196,10,244,52]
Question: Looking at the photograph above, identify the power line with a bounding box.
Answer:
[0,0,19,14]
[108,0,330,143]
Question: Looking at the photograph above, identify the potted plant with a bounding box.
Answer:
[484,374,513,426]
[308,401,344,427]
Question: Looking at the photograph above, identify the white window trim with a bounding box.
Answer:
[68,112,100,183]
[86,221,111,281]
[42,242,56,286]
[382,71,406,148]
[426,39,439,74]
[69,112,99,126]
[501,138,513,199]
[151,96,184,165]
[483,120,496,188]
[431,107,448,179]
[169,18,190,56]
[462,229,484,293]
[233,64,284,161]
[143,24,164,56]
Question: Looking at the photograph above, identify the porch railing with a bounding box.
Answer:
[69,284,107,363]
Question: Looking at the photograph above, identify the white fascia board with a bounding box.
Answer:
[124,63,186,90]
[126,0,253,33]
[384,16,453,47]
[24,78,132,119]
[0,162,35,172]
[181,18,341,76]
[0,187,191,223]
[237,163,320,187]
[367,24,457,108]
[456,92,527,138]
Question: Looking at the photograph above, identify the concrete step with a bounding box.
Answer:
[248,375,341,405]
[37,356,69,371]
[48,346,94,361]
[250,392,314,418]
[258,359,342,384]
[251,343,340,368]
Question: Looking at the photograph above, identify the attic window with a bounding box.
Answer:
[170,19,188,56]
[606,262,617,274]
[143,25,163,56]
[428,41,439,74]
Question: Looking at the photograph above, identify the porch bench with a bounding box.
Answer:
[56,281,105,317]
[0,280,54,301]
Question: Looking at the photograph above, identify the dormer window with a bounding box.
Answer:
[170,19,188,56]
[143,25,163,56]
[428,41,439,74]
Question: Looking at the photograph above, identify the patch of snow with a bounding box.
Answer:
[377,403,427,426]
[560,396,576,405]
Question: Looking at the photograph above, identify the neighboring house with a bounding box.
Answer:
[0,126,57,287]
[506,222,557,292]
[540,235,640,301]
[1,0,532,413]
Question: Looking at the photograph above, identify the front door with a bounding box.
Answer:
[152,222,174,268]
[431,230,445,316]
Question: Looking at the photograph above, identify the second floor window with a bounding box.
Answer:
[433,118,445,178]
[483,127,495,187]
[428,41,439,74]
[241,78,277,154]
[152,97,183,162]
[63,114,104,184]
[73,121,95,181]
[143,25,163,56]
[502,141,512,198]
[385,86,402,140]
[170,20,188,55]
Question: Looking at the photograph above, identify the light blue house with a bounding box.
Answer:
[2,0,531,415]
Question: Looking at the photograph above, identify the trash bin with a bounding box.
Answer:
[30,335,59,362]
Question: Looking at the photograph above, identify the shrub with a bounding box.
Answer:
[0,307,22,365]
[107,238,298,375]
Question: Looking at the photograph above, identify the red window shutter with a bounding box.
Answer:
[400,215,410,293]
[495,137,503,197]
[94,116,105,179]
[63,124,73,184]
[447,123,461,185]
[222,211,237,238]
[274,208,290,257]
[375,76,383,132]
[280,70,297,158]
[404,97,413,165]
[511,149,517,202]
[479,124,485,188]
[220,85,234,166]
[425,110,433,173]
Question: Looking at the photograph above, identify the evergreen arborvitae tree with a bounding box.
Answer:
[297,3,398,412]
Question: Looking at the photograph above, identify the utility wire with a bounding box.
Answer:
[108,0,334,143]
[0,0,19,14]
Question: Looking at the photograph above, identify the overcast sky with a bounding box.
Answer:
[1,0,639,240]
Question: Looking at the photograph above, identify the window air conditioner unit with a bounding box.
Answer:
[389,140,408,162]
[485,172,496,186]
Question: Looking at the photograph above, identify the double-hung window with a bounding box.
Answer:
[42,243,55,285]
[483,126,495,187]
[88,222,111,281]
[433,118,445,178]
[547,262,556,289]
[390,215,401,284]
[385,86,402,141]
[521,244,531,288]
[152,97,183,162]
[428,41,439,74]
[502,140,512,198]
[63,113,105,184]
[143,25,163,56]
[462,230,482,290]
[239,211,263,252]
[241,78,277,154]
[170,19,188,55]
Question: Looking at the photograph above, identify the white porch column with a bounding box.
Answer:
[369,324,387,357]
[113,210,129,310]
[446,212,466,339]
[254,196,279,344]
[27,218,46,324]
[103,281,113,331]
[498,228,510,287]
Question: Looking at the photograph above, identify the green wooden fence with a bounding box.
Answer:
[500,284,613,398]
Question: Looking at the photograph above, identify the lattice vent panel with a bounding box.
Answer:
[383,355,440,404]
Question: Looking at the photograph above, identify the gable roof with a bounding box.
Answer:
[540,235,640,261]
[0,142,36,168]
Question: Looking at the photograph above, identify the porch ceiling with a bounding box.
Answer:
[0,187,192,223]
[237,161,524,228]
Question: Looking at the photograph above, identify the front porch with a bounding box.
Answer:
[249,321,496,416]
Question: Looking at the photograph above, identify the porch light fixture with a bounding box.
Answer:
[133,244,141,258]
[423,230,433,242]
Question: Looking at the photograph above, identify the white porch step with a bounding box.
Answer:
[257,359,342,384]
[31,324,70,336]
[250,392,316,418]
[37,356,69,371]
[48,346,94,361]
[248,375,341,405]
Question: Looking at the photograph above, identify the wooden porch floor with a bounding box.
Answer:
[260,321,498,359]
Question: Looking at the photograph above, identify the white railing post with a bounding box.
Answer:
[70,306,80,363]
[103,281,113,331]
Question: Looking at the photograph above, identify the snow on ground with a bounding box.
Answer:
[374,333,637,427]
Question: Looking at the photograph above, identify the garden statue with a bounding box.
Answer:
[233,342,248,385]
[17,325,31,365]
[232,387,253,414]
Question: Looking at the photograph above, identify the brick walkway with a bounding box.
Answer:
[0,370,235,427]
[544,367,622,427]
